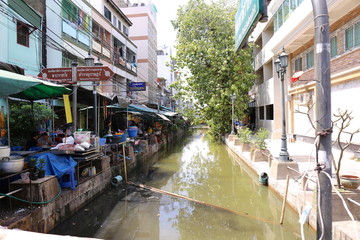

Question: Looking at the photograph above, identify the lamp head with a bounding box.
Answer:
[85,52,95,66]
[279,47,288,69]
[274,58,281,73]
[230,93,236,101]
[94,57,103,66]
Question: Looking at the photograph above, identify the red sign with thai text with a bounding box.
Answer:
[38,68,72,82]
[76,66,115,81]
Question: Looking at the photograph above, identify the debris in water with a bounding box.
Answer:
[15,209,26,214]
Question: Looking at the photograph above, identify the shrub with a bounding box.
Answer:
[253,128,269,150]
[237,127,252,144]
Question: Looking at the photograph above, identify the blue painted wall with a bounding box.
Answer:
[0,0,42,76]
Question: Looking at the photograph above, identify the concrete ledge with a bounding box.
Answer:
[270,159,300,180]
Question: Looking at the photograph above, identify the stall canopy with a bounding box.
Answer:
[0,70,71,100]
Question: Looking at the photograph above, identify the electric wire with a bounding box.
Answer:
[316,173,325,240]
[322,171,360,240]
[0,0,86,59]
[2,0,166,103]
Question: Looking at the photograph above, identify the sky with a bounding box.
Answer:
[129,0,189,50]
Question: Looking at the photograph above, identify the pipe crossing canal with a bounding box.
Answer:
[51,131,315,239]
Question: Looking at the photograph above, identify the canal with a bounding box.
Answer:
[51,130,315,239]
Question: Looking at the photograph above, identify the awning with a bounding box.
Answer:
[0,70,71,100]
[156,113,171,121]
[129,104,178,117]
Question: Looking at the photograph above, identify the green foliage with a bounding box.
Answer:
[9,101,56,146]
[237,127,253,144]
[253,128,269,150]
[38,158,46,170]
[171,0,256,140]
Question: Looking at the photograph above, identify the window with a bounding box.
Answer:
[294,57,302,71]
[17,21,29,47]
[123,25,129,36]
[345,22,360,51]
[330,36,337,58]
[274,0,303,32]
[345,26,354,50]
[61,0,90,31]
[259,106,265,120]
[283,0,290,21]
[265,105,274,120]
[112,15,117,27]
[118,20,121,31]
[104,6,111,22]
[306,50,314,69]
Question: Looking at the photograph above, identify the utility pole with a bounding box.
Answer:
[71,62,78,132]
[310,0,332,239]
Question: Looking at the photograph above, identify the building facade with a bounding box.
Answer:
[248,0,360,144]
[0,0,44,75]
[156,45,177,111]
[121,1,158,104]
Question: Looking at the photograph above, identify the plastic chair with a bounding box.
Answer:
[29,146,43,152]
[59,168,77,190]
[11,146,22,151]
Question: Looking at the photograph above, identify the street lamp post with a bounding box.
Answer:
[230,93,236,135]
[274,48,290,162]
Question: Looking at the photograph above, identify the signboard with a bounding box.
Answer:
[235,0,263,51]
[38,68,72,82]
[129,82,146,91]
[76,66,114,81]
[38,66,115,82]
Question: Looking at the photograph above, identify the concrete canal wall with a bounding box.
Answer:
[224,134,360,240]
[3,130,186,234]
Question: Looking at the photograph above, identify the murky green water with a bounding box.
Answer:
[52,131,315,239]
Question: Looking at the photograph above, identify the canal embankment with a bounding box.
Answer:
[0,129,186,236]
[224,134,360,240]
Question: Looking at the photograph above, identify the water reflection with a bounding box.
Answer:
[95,131,314,240]
[51,131,314,239]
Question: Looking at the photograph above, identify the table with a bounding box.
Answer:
[10,151,37,156]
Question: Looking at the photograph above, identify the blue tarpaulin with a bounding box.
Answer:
[26,152,77,179]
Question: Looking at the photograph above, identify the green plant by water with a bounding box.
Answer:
[253,128,269,150]
[237,127,252,144]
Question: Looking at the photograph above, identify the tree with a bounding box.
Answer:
[9,101,55,146]
[171,0,256,140]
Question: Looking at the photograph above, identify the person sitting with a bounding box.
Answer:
[37,132,53,146]
[25,131,39,150]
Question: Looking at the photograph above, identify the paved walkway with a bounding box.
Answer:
[225,136,360,240]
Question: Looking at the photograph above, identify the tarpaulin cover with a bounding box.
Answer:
[26,152,77,179]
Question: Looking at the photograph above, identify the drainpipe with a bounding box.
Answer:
[310,0,332,239]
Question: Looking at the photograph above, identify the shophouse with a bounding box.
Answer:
[244,0,360,145]
[0,0,44,75]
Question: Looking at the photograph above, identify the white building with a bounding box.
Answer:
[121,1,158,104]
[241,0,360,146]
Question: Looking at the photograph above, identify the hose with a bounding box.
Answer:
[0,182,62,204]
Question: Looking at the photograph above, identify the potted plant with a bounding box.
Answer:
[236,127,253,152]
[251,128,272,162]
[37,158,46,178]
[28,158,39,181]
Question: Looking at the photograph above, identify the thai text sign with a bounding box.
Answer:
[76,66,114,81]
[235,0,262,51]
[129,82,146,91]
[38,68,72,82]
